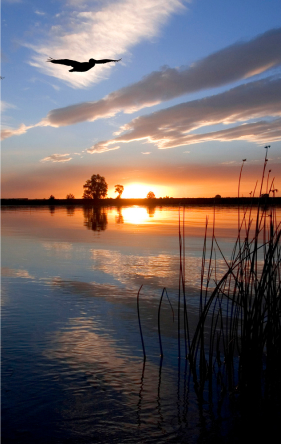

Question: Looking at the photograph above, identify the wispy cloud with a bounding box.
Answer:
[27,0,186,88]
[1,101,17,112]
[39,28,280,126]
[86,145,120,154]
[220,161,237,165]
[1,124,31,140]
[40,153,72,162]
[2,29,280,143]
[87,77,281,152]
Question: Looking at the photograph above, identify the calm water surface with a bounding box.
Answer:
[2,205,278,443]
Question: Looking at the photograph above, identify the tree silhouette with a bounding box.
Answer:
[115,184,124,199]
[66,193,75,199]
[83,174,108,200]
[147,191,155,199]
[49,195,55,200]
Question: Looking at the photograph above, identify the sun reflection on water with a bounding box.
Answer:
[121,206,150,225]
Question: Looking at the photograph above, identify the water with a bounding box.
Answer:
[2,204,280,443]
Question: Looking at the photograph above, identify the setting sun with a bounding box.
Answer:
[119,183,170,199]
[122,183,152,199]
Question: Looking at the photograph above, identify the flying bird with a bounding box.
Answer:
[47,57,121,72]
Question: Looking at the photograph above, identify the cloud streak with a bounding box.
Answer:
[27,0,185,88]
[1,124,32,140]
[1,101,17,112]
[40,153,72,162]
[87,77,281,152]
[2,29,280,144]
[41,28,280,126]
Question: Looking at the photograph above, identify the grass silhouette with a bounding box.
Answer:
[137,147,280,422]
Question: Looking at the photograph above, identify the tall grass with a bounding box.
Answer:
[187,148,280,405]
[138,147,281,409]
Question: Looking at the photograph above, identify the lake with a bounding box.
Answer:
[2,204,280,443]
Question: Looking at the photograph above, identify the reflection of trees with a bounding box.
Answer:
[115,208,124,224]
[66,206,75,216]
[147,206,156,217]
[49,205,55,215]
[83,207,108,231]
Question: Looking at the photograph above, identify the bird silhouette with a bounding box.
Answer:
[47,57,121,72]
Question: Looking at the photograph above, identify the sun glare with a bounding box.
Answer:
[122,183,150,199]
[121,206,149,224]
[120,183,171,199]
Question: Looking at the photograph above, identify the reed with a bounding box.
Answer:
[186,147,281,404]
[138,147,281,410]
[137,284,146,360]
[157,287,174,358]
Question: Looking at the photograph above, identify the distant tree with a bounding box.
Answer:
[147,191,156,199]
[114,184,124,199]
[83,174,108,200]
[49,195,55,200]
[215,194,222,199]
[66,193,75,199]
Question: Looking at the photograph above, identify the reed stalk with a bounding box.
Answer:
[137,285,146,361]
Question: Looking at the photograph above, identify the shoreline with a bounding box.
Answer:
[1,196,280,207]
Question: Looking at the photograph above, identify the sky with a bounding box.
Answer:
[1,0,281,199]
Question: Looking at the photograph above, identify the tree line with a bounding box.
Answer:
[58,174,156,200]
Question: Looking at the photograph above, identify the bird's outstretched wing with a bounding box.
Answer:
[47,57,78,67]
[94,58,122,64]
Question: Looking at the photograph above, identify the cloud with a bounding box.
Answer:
[35,10,46,15]
[40,153,72,162]
[1,101,17,112]
[2,29,280,142]
[87,77,281,152]
[1,124,31,140]
[142,152,151,154]
[86,145,120,154]
[27,0,185,88]
[40,28,280,126]
[220,161,237,165]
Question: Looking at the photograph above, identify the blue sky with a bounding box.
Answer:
[1,0,281,198]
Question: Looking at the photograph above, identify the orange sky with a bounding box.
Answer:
[2,156,280,199]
